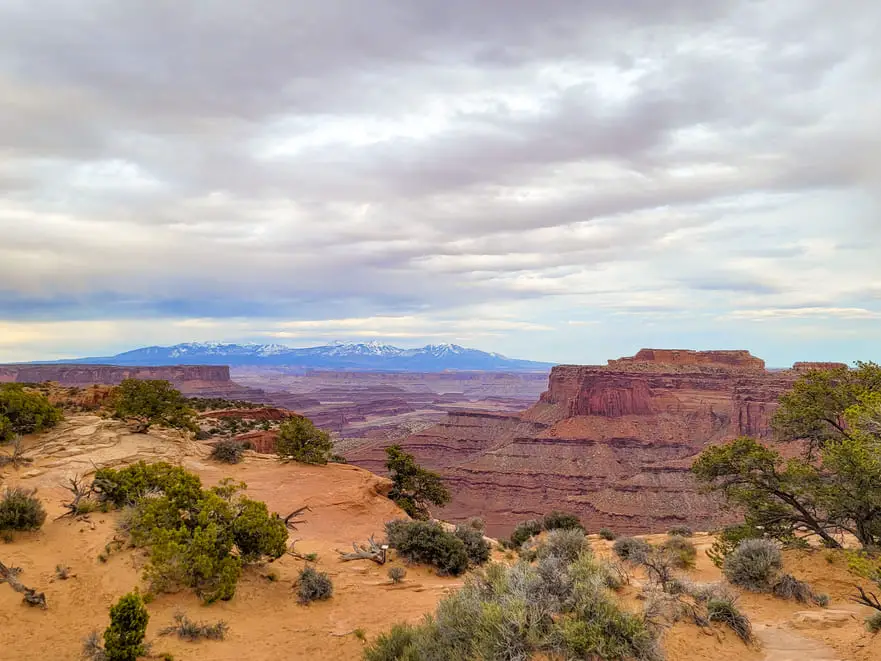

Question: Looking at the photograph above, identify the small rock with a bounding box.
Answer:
[790,609,855,630]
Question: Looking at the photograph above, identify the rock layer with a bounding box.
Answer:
[0,363,263,398]
[347,349,826,537]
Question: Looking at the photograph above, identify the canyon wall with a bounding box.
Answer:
[346,349,825,537]
[0,364,263,398]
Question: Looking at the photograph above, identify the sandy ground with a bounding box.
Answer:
[2,415,880,661]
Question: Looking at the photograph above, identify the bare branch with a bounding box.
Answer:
[0,560,47,609]
[335,534,387,565]
[56,474,94,520]
[851,585,881,612]
[0,436,33,469]
[280,505,311,531]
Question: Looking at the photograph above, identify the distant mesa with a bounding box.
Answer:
[608,348,766,371]
[0,363,262,399]
[21,341,553,372]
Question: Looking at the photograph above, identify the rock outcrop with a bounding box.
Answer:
[0,363,264,398]
[346,349,832,537]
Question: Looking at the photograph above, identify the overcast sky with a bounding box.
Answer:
[1,1,879,366]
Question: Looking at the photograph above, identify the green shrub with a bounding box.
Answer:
[613,537,651,563]
[550,601,658,661]
[542,510,585,532]
[723,539,782,591]
[112,379,196,433]
[93,461,202,508]
[509,519,543,547]
[230,497,289,562]
[661,535,697,569]
[296,566,333,604]
[104,592,149,661]
[361,554,660,661]
[210,439,249,464]
[454,524,491,566]
[866,611,881,633]
[385,445,450,520]
[276,417,333,464]
[362,623,420,661]
[0,487,46,532]
[105,466,286,604]
[599,528,617,541]
[0,384,62,442]
[385,519,469,576]
[537,528,590,563]
[707,596,752,642]
[706,523,764,568]
[668,525,693,537]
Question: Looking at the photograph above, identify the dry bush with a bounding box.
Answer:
[613,537,651,563]
[661,535,697,569]
[160,612,228,641]
[0,487,46,532]
[387,566,406,584]
[722,539,782,591]
[772,573,828,606]
[296,566,333,604]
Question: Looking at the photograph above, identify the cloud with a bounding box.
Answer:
[1,0,880,365]
[726,307,881,321]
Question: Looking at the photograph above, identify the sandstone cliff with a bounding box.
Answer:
[346,349,827,537]
[0,363,264,398]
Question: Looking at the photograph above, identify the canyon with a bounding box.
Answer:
[1,363,546,449]
[345,350,846,538]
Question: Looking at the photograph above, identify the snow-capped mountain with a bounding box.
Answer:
[53,341,553,372]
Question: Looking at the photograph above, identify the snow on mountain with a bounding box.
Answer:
[58,341,552,371]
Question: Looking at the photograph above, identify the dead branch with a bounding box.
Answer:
[852,585,881,612]
[336,534,387,565]
[0,560,47,609]
[280,505,311,531]
[286,539,308,560]
[55,474,94,520]
[0,436,33,469]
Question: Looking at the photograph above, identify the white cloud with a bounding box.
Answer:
[1,0,880,365]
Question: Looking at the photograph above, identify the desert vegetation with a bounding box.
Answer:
[364,541,658,660]
[693,361,881,550]
[0,487,46,533]
[91,462,289,602]
[210,438,252,464]
[0,383,62,442]
[83,591,150,661]
[384,445,450,520]
[111,379,197,433]
[384,519,473,576]
[506,510,586,549]
[694,362,878,622]
[296,565,334,604]
[276,416,334,464]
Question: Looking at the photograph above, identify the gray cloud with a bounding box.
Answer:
[1,0,880,363]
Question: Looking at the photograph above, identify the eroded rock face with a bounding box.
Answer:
[346,349,829,538]
[0,364,263,398]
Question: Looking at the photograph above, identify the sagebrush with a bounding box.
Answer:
[0,487,46,532]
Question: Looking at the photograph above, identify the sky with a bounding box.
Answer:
[1,1,880,367]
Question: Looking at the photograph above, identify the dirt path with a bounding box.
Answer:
[754,623,841,661]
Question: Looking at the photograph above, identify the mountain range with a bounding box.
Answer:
[35,341,553,372]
